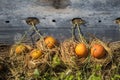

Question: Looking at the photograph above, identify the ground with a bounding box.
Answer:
[0,40,119,80]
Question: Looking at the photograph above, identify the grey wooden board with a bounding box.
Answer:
[0,0,120,44]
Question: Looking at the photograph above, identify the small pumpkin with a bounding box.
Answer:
[44,36,57,49]
[91,44,105,58]
[30,49,42,59]
[75,43,88,57]
[15,44,28,54]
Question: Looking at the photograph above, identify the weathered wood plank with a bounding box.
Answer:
[0,0,120,44]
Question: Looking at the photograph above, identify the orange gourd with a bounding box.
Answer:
[91,44,105,58]
[30,49,42,59]
[15,44,28,54]
[44,36,57,49]
[75,43,88,57]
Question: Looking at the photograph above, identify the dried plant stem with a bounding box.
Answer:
[31,22,42,38]
[77,24,83,42]
[72,24,76,41]
[17,27,33,44]
[77,24,87,44]
[119,25,120,31]
[31,22,46,50]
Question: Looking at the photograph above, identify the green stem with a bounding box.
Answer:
[17,27,33,44]
[77,24,84,43]
[77,25,87,44]
[72,24,76,40]
[31,23,46,49]
[31,23,42,38]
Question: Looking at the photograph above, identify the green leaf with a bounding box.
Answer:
[19,77,25,80]
[33,68,40,78]
[88,74,101,80]
[69,75,74,80]
[76,72,82,80]
[114,74,120,80]
[52,54,61,67]
[95,64,102,71]
[65,75,74,80]
[60,72,65,79]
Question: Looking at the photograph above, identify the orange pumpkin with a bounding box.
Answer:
[44,36,57,49]
[30,49,42,59]
[15,44,28,54]
[75,43,88,57]
[91,44,105,58]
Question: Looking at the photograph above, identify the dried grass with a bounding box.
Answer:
[90,38,113,68]
[60,38,88,68]
[0,37,119,80]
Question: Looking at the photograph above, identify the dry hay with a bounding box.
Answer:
[8,46,30,80]
[0,37,119,80]
[6,40,60,80]
[60,39,77,67]
[109,41,120,68]
[60,39,88,68]
[36,38,45,50]
[109,41,120,53]
[90,38,112,67]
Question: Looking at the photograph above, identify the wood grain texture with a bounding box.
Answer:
[0,0,120,44]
